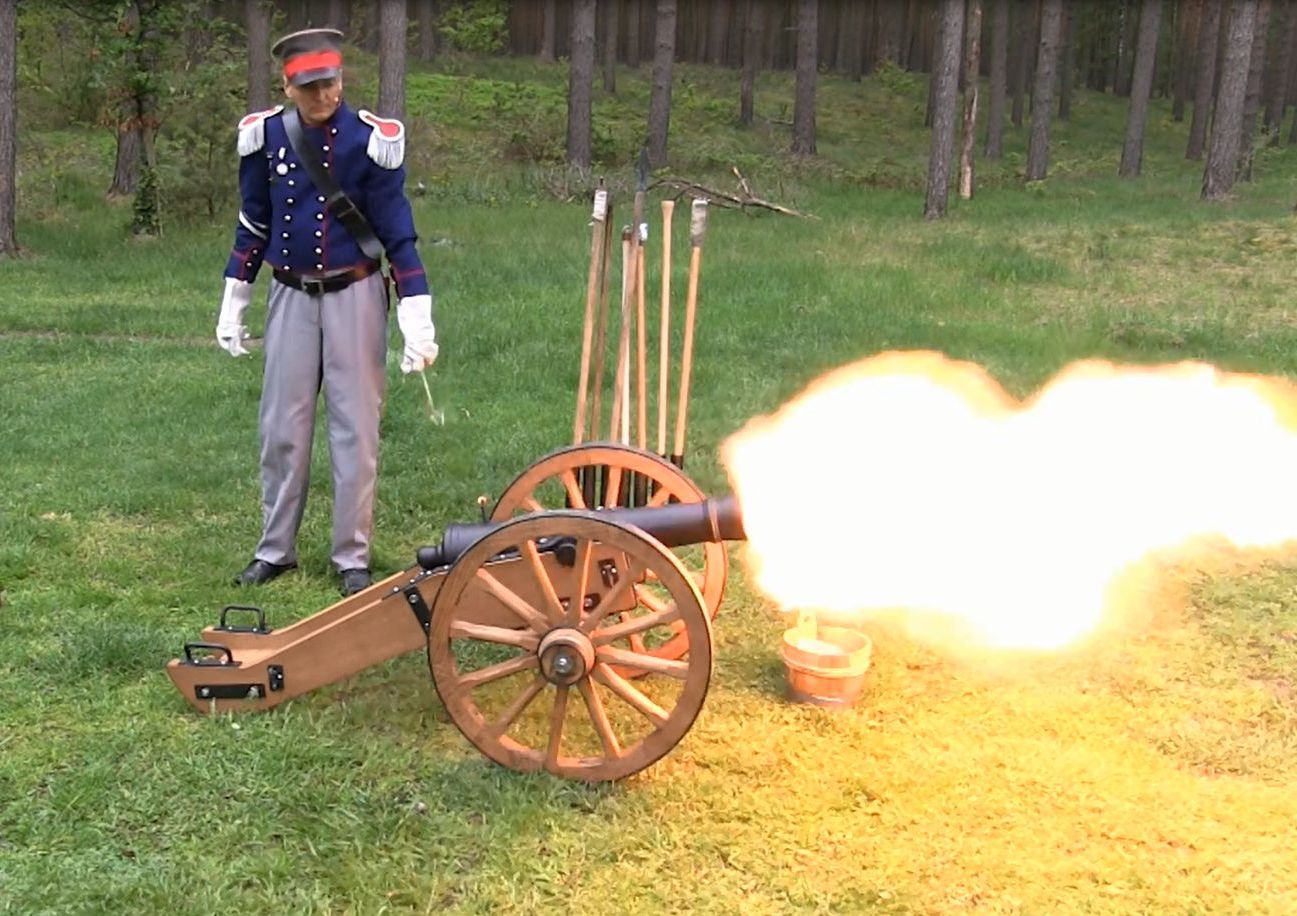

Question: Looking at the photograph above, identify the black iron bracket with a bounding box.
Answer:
[403,586,432,634]
[194,682,265,701]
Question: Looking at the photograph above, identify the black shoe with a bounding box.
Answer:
[234,558,297,586]
[340,568,372,596]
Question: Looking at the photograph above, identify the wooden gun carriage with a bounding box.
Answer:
[168,443,745,782]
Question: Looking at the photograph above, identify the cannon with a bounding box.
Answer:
[167,444,746,782]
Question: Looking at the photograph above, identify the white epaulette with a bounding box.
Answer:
[358,109,406,169]
[236,105,284,157]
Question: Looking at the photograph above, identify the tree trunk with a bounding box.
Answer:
[1024,0,1064,182]
[1264,0,1296,139]
[1174,0,1202,121]
[567,0,596,168]
[286,0,308,31]
[108,2,144,198]
[418,0,438,62]
[327,0,349,30]
[708,0,730,63]
[1058,2,1075,120]
[245,0,272,112]
[1203,0,1259,198]
[877,0,904,65]
[377,0,407,120]
[109,128,143,198]
[0,0,18,256]
[603,0,619,92]
[627,0,642,66]
[959,0,984,199]
[541,0,557,61]
[985,0,1008,156]
[740,0,760,125]
[1238,0,1273,178]
[647,0,677,168]
[361,3,379,51]
[127,0,162,235]
[1120,0,1164,177]
[791,0,818,154]
[844,0,865,79]
[1010,0,1029,127]
[1188,0,1225,157]
[925,0,966,219]
[1115,0,1139,96]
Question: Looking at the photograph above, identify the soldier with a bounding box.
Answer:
[215,28,439,597]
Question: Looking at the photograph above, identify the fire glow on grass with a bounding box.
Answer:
[722,351,1297,652]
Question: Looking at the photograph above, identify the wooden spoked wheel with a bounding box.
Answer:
[491,443,728,665]
[429,512,713,781]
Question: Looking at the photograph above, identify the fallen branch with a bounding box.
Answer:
[649,167,815,219]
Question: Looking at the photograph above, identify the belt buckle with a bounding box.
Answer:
[302,276,327,297]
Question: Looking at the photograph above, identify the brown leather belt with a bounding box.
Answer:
[272,261,381,296]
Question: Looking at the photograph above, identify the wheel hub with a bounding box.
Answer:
[538,627,596,686]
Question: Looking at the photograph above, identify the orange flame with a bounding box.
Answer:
[722,351,1297,652]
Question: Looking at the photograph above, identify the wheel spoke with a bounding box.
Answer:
[458,652,539,690]
[596,646,690,679]
[566,537,594,626]
[488,674,547,737]
[634,587,674,617]
[475,567,550,632]
[647,485,673,508]
[604,465,624,507]
[578,679,623,759]
[592,603,681,645]
[520,495,544,514]
[522,537,566,626]
[448,620,540,651]
[560,469,585,508]
[578,568,636,634]
[593,663,668,726]
[546,685,570,771]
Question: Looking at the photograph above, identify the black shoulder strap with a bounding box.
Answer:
[282,106,384,262]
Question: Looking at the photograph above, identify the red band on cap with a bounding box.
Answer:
[284,50,342,79]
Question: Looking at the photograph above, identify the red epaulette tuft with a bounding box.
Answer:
[237,105,284,156]
[358,110,406,169]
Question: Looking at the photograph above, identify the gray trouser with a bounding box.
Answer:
[254,273,387,571]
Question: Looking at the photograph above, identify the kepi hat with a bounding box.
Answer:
[272,28,344,86]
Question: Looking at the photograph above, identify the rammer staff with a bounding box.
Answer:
[635,221,648,457]
[573,186,609,445]
[672,198,708,470]
[609,225,634,445]
[657,198,675,462]
[588,198,615,448]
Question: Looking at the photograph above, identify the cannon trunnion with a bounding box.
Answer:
[167,444,744,782]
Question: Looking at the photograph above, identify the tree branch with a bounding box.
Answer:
[648,167,814,218]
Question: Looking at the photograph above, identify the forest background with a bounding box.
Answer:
[3,1,1297,914]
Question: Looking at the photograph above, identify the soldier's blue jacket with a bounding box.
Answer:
[224,100,429,298]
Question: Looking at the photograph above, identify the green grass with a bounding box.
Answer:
[4,57,1297,913]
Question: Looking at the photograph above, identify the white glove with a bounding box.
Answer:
[396,294,439,374]
[216,278,253,357]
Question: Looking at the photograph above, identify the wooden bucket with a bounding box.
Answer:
[780,619,872,709]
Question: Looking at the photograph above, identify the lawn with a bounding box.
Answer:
[2,57,1297,914]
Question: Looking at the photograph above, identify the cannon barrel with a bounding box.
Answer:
[417,493,746,570]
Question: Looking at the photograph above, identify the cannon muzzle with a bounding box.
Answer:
[417,494,746,570]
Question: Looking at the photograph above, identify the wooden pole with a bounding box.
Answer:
[635,230,648,455]
[589,200,615,443]
[672,199,707,469]
[573,187,609,444]
[657,198,674,459]
[609,227,634,444]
